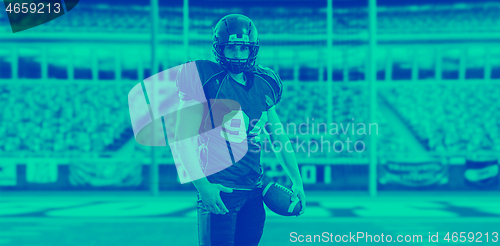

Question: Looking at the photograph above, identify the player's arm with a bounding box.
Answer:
[174,100,206,182]
[264,106,306,216]
[174,99,232,215]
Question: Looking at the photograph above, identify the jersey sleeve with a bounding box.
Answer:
[269,69,283,106]
[259,66,283,109]
[175,61,206,102]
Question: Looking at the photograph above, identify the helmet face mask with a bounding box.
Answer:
[213,14,260,74]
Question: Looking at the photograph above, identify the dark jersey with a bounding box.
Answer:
[176,60,283,189]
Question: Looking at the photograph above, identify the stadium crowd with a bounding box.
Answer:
[383,83,500,154]
[1,3,498,34]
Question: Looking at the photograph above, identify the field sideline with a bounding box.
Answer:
[1,191,499,245]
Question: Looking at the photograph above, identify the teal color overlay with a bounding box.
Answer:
[0,0,500,245]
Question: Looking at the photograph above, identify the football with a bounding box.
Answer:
[262,182,302,216]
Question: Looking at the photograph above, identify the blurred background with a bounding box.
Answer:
[0,0,499,245]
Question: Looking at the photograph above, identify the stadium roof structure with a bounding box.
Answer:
[82,0,496,7]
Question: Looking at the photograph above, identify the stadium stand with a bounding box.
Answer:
[0,2,498,161]
[0,84,132,154]
[381,83,500,154]
[1,3,499,34]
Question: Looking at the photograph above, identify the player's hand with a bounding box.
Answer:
[291,183,306,216]
[199,183,233,215]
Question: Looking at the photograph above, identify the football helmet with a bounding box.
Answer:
[212,14,259,74]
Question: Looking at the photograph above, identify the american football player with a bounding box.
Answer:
[174,14,306,246]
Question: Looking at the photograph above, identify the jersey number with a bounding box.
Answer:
[221,110,268,143]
